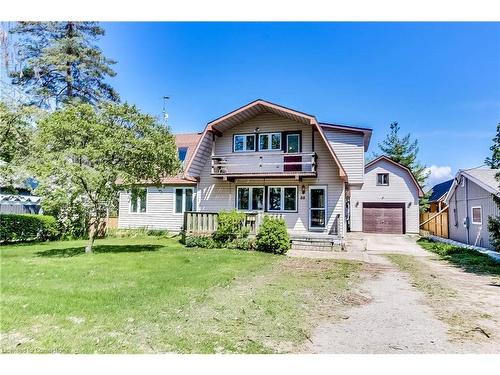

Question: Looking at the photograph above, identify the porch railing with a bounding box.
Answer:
[211,152,317,176]
[183,211,284,236]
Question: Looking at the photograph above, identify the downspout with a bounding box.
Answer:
[465,177,470,245]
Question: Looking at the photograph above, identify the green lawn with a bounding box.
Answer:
[417,238,500,276]
[1,236,362,353]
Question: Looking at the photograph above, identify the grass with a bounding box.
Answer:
[417,238,500,276]
[1,236,363,353]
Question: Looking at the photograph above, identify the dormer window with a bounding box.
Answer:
[234,134,256,152]
[178,147,188,162]
[377,173,389,186]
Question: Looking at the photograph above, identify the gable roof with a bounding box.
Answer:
[365,155,424,197]
[428,179,453,203]
[187,99,349,181]
[444,167,500,204]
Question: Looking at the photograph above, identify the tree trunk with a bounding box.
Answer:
[85,216,100,254]
[65,22,74,99]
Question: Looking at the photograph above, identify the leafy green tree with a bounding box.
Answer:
[0,101,41,192]
[32,102,180,253]
[9,22,118,107]
[486,124,500,250]
[376,121,429,211]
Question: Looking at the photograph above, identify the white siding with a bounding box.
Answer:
[197,129,346,236]
[448,176,499,249]
[324,129,365,184]
[118,187,195,232]
[214,112,313,155]
[186,131,213,178]
[350,159,420,233]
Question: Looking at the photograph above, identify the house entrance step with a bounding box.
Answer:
[289,234,344,252]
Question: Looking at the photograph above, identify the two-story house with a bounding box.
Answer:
[117,100,423,244]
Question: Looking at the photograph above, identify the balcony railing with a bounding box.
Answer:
[211,152,317,177]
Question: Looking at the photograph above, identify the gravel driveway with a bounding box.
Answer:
[291,234,500,354]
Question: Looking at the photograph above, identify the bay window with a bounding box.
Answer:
[268,186,297,212]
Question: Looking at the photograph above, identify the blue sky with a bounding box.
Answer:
[98,22,500,187]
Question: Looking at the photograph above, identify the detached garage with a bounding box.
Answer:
[350,156,424,234]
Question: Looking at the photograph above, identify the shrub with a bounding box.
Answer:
[255,215,290,254]
[184,235,218,249]
[0,214,60,243]
[212,210,249,243]
[227,237,255,251]
[107,228,170,238]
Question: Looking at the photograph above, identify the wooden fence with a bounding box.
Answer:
[420,208,448,238]
[183,211,284,236]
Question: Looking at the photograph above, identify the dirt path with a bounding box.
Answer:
[298,248,500,353]
[303,258,459,353]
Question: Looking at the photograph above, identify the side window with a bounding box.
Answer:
[471,206,482,224]
[130,187,147,213]
[175,188,194,214]
[234,134,256,152]
[377,173,389,186]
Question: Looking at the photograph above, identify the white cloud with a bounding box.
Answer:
[425,165,453,189]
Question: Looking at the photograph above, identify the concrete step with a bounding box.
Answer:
[290,238,344,252]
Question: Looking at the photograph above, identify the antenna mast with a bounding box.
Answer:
[162,96,170,125]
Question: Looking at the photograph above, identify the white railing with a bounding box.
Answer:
[211,152,317,176]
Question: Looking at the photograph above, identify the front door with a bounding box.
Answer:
[309,186,327,229]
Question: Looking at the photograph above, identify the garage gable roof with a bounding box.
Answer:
[366,155,424,197]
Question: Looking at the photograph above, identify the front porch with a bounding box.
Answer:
[183,211,343,251]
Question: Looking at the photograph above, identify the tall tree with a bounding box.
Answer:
[486,123,500,250]
[376,122,428,185]
[32,102,180,253]
[9,22,118,107]
[0,101,41,192]
[376,121,429,211]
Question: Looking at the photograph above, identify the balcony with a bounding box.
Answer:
[211,152,317,179]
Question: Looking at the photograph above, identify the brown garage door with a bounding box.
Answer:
[362,203,405,234]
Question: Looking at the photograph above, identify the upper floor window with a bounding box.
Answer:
[130,187,147,213]
[471,206,482,224]
[175,187,194,214]
[286,133,300,153]
[377,173,389,186]
[178,147,188,162]
[259,133,281,151]
[234,134,255,152]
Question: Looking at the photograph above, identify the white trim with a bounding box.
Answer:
[129,187,148,214]
[308,185,327,230]
[267,186,298,212]
[471,206,482,225]
[173,187,195,215]
[236,186,265,211]
[258,133,282,152]
[233,134,256,152]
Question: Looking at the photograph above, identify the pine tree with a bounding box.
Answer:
[376,121,429,211]
[376,121,428,185]
[486,123,500,250]
[9,22,118,107]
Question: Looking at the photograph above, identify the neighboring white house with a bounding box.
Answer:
[117,100,423,241]
[444,167,500,250]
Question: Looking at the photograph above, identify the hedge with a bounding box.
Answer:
[0,214,60,243]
